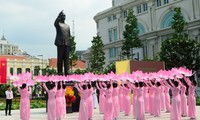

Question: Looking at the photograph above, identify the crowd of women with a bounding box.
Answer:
[10,67,197,120]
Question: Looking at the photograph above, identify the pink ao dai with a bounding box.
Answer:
[18,87,31,120]
[136,87,145,120]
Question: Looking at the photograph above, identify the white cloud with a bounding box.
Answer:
[0,0,111,59]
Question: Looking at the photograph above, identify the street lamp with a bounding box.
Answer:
[37,55,43,75]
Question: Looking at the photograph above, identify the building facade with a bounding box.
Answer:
[84,0,200,67]
[0,35,27,55]
[0,55,49,83]
[48,58,86,72]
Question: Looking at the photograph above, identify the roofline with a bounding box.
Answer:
[93,0,144,21]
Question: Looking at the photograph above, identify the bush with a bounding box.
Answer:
[0,99,46,110]
[197,97,200,106]
[0,85,7,97]
[0,84,18,97]
[30,100,46,108]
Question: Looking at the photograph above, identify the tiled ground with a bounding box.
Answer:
[0,106,199,120]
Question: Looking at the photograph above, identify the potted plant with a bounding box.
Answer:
[65,86,76,113]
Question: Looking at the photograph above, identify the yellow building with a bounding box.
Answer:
[0,55,48,83]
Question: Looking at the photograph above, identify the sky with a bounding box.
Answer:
[0,0,111,59]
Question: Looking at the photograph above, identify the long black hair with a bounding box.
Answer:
[113,82,118,88]
[156,82,161,87]
[82,85,87,90]
[135,82,139,87]
[49,82,56,90]
[106,81,111,89]
[20,83,26,89]
[57,81,61,90]
[174,81,179,87]
[62,81,66,89]
[87,83,92,89]
[139,82,144,87]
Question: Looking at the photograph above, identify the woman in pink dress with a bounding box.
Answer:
[75,82,89,120]
[153,81,161,117]
[160,86,166,111]
[164,79,181,120]
[96,81,106,114]
[136,82,145,120]
[143,83,149,113]
[62,82,66,117]
[56,82,64,120]
[129,82,138,118]
[185,77,197,119]
[87,82,93,120]
[102,81,114,120]
[122,82,131,116]
[118,85,124,112]
[43,82,57,120]
[177,79,187,117]
[112,82,119,119]
[160,80,171,113]
[18,83,31,120]
[147,81,155,116]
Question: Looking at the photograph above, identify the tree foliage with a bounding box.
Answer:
[69,36,78,69]
[103,62,116,74]
[122,9,143,59]
[160,7,200,70]
[90,35,105,72]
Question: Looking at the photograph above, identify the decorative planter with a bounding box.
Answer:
[66,103,73,113]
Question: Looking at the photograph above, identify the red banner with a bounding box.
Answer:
[0,58,7,84]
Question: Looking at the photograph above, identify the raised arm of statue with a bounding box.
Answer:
[54,10,64,27]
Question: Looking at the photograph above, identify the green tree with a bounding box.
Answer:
[44,66,57,75]
[122,9,143,59]
[160,7,200,70]
[103,62,116,74]
[69,36,78,70]
[90,35,105,72]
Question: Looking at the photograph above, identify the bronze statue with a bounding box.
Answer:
[54,10,71,76]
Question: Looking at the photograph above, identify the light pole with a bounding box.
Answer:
[37,55,43,75]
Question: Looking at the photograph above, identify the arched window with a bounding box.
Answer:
[138,23,146,35]
[160,10,175,29]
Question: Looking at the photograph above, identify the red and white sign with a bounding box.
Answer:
[0,58,7,84]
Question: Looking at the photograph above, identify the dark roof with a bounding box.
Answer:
[1,35,6,41]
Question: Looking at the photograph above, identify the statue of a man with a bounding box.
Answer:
[54,10,71,76]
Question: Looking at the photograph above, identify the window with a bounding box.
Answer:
[113,15,117,20]
[109,48,114,58]
[109,30,113,42]
[10,68,13,75]
[109,47,119,58]
[156,0,162,7]
[143,3,148,11]
[34,69,39,76]
[114,47,118,57]
[108,16,112,22]
[17,68,22,74]
[137,5,142,14]
[26,68,30,72]
[113,28,118,41]
[108,28,118,42]
[42,69,46,75]
[123,11,128,18]
[164,0,169,4]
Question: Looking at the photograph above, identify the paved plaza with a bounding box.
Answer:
[0,106,200,120]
